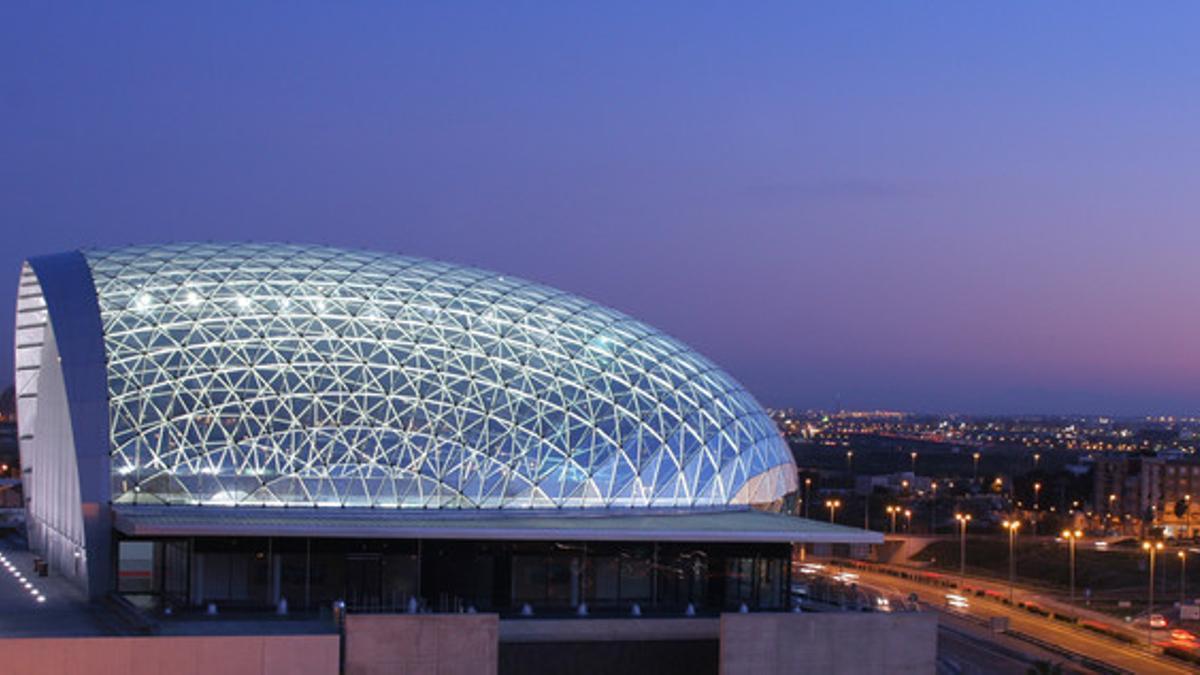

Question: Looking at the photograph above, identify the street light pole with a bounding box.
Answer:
[804,478,812,519]
[904,509,912,534]
[1180,550,1188,608]
[972,453,981,482]
[864,492,870,531]
[910,451,918,475]
[1030,482,1042,536]
[955,513,972,584]
[1143,540,1164,646]
[887,506,898,534]
[1062,529,1081,605]
[930,482,938,534]
[826,499,841,524]
[1160,535,1166,597]
[1186,494,1192,541]
[1003,520,1020,603]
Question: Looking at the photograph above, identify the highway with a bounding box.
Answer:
[840,564,1196,675]
[937,625,1039,674]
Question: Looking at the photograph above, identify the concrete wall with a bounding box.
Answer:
[810,543,872,560]
[0,634,338,675]
[876,536,939,565]
[500,617,718,643]
[720,612,937,675]
[345,613,499,675]
[500,639,717,675]
[0,612,931,674]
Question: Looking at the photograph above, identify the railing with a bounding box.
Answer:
[104,592,160,635]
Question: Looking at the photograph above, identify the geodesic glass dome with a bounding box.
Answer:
[75,243,796,509]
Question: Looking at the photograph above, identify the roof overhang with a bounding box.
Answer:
[112,506,883,545]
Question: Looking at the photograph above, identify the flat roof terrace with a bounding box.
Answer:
[0,536,111,636]
[113,506,882,545]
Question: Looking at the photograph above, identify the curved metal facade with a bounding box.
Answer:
[76,243,795,509]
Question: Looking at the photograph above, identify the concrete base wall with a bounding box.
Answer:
[500,617,718,643]
[720,612,937,675]
[0,612,932,674]
[0,634,338,675]
[345,613,499,675]
[500,639,717,675]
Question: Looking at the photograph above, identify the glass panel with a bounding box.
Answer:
[620,555,652,603]
[86,243,796,511]
[545,556,577,605]
[724,557,754,609]
[656,545,708,610]
[592,557,619,605]
[117,540,156,593]
[757,557,784,609]
[512,555,546,606]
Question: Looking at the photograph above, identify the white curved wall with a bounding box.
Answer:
[16,265,90,591]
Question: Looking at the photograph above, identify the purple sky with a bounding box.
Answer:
[2,3,1198,415]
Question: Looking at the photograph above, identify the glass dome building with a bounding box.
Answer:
[16,243,870,608]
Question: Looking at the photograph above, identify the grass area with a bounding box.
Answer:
[909,537,1199,618]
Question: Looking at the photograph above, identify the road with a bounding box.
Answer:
[843,565,1195,675]
[800,564,1098,674]
[938,626,1035,674]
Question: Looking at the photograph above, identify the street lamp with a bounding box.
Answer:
[887,506,899,534]
[1062,529,1082,605]
[864,491,871,531]
[910,451,918,475]
[955,513,972,583]
[972,452,981,482]
[826,499,841,524]
[930,482,938,533]
[1179,550,1188,608]
[1031,482,1043,536]
[1186,495,1192,541]
[803,477,812,519]
[1002,520,1020,602]
[904,509,913,533]
[1033,452,1040,469]
[846,450,854,474]
[992,477,1003,494]
[1143,540,1164,646]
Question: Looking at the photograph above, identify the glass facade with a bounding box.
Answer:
[85,243,796,509]
[116,535,790,615]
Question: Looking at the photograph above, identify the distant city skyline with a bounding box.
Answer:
[3,3,1199,415]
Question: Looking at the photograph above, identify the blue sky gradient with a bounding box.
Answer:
[3,3,1198,414]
